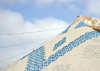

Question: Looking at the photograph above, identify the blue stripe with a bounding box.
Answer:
[53,37,66,51]
[25,31,100,71]
[74,21,89,29]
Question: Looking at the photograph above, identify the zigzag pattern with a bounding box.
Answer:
[25,20,100,71]
[42,31,100,70]
[53,37,66,51]
[25,30,100,71]
[74,21,88,29]
[25,46,45,71]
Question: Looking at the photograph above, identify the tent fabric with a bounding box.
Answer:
[79,15,100,32]
[1,15,100,71]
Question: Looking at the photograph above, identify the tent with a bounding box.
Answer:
[1,15,100,71]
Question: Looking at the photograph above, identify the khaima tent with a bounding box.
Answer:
[0,15,100,71]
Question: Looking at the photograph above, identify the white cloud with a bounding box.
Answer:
[0,0,75,5]
[35,0,76,6]
[0,9,69,68]
[35,0,54,5]
[0,0,29,4]
[58,0,74,3]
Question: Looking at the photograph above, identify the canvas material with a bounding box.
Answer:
[41,20,100,71]
[0,57,28,71]
[1,16,100,71]
[79,15,100,31]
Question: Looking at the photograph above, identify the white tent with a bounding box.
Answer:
[1,15,100,71]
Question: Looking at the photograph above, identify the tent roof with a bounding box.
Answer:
[78,15,100,32]
[1,15,100,71]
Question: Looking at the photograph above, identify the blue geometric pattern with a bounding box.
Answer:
[25,31,100,71]
[61,24,71,34]
[53,37,66,51]
[25,46,46,71]
[74,21,89,29]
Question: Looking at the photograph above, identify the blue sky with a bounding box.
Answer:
[0,0,88,22]
[0,0,100,68]
[1,0,99,22]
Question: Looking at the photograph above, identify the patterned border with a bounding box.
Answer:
[74,21,88,29]
[25,31,100,71]
[42,31,100,70]
[53,37,66,51]
[25,46,46,71]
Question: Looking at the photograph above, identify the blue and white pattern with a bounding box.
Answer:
[25,30,100,71]
[61,24,71,34]
[53,37,66,51]
[74,21,88,29]
[25,46,46,71]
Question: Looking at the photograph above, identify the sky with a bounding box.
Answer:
[0,0,100,68]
